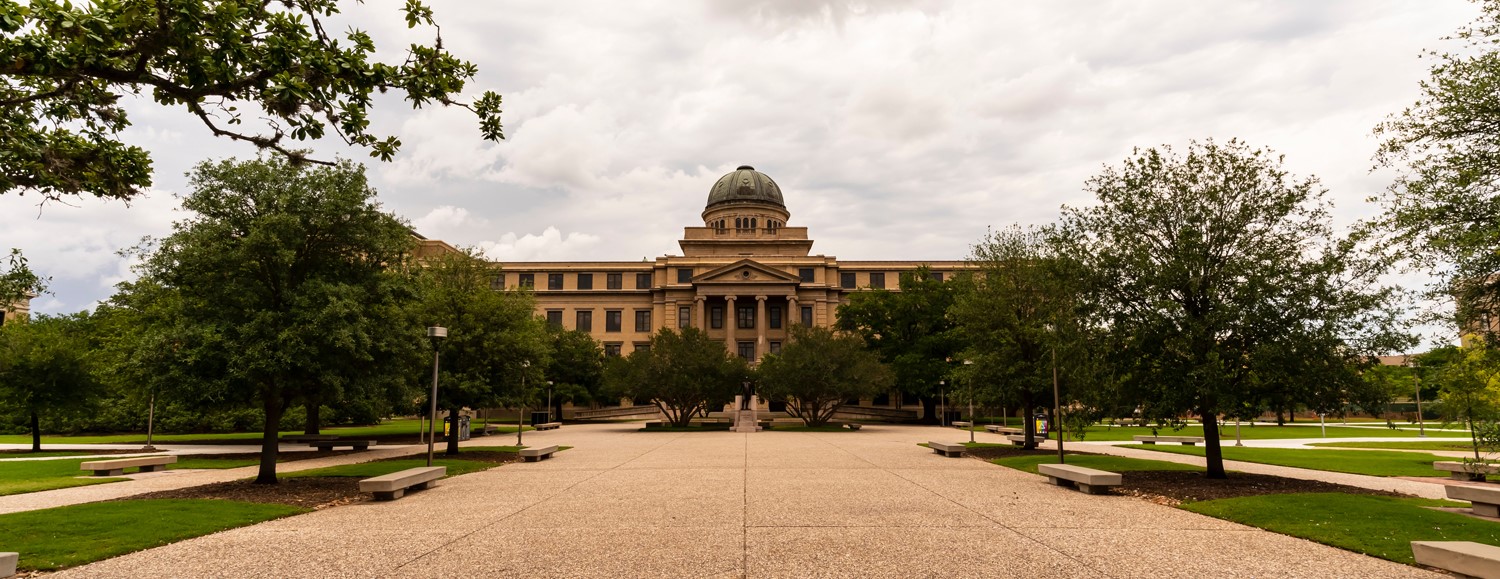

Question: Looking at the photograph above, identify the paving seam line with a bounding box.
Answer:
[886,460,1120,579]
[393,431,690,571]
[742,430,749,579]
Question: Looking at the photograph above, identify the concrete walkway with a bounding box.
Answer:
[56,424,1438,578]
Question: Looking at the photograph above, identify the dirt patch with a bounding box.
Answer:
[129,477,365,510]
[187,451,342,463]
[966,445,1402,506]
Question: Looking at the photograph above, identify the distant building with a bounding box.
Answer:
[1,294,30,326]
[419,165,972,418]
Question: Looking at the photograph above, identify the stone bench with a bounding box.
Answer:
[1132,435,1204,446]
[1006,434,1051,446]
[951,421,972,428]
[1446,483,1500,518]
[309,440,376,451]
[358,466,446,501]
[520,445,559,462]
[1412,541,1500,578]
[279,434,338,443]
[481,423,502,434]
[928,441,965,458]
[534,422,561,431]
[1037,463,1122,495]
[1,551,15,578]
[1434,461,1500,481]
[842,422,862,431]
[79,455,177,476]
[643,421,664,429]
[985,425,1021,434]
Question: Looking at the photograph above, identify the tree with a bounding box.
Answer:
[757,325,893,427]
[414,248,548,454]
[0,248,47,314]
[1373,2,1500,338]
[543,325,605,420]
[1353,362,1415,425]
[1434,337,1500,462]
[0,0,503,202]
[604,327,746,427]
[952,225,1092,448]
[0,313,101,450]
[835,266,964,422]
[124,156,417,483]
[1060,139,1406,479]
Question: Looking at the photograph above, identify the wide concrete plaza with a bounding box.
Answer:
[57,423,1437,578]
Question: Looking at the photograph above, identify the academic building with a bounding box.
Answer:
[418,165,971,419]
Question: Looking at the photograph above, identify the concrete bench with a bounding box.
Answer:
[1446,483,1500,518]
[842,422,862,431]
[1434,461,1500,481]
[1132,435,1204,446]
[1,551,15,578]
[481,423,502,434]
[1412,541,1500,578]
[928,441,965,458]
[643,421,664,429]
[1037,463,1122,495]
[358,466,446,501]
[309,440,376,451]
[1006,434,1051,446]
[985,425,1021,434]
[79,455,177,476]
[534,422,561,431]
[952,421,972,428]
[520,445,559,462]
[279,434,338,443]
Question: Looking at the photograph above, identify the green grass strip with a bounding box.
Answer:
[1182,493,1498,565]
[0,458,127,496]
[0,498,306,571]
[1311,440,1481,452]
[989,453,1202,475]
[1123,444,1454,477]
[1058,423,1464,442]
[0,451,97,459]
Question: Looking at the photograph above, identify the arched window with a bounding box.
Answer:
[735,218,741,229]
[751,218,757,229]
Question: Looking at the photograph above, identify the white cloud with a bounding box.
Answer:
[478,227,604,262]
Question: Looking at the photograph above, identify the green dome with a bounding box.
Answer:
[707,165,784,209]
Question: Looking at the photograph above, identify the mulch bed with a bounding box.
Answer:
[965,445,1401,506]
[125,450,520,510]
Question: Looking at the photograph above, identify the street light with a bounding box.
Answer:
[546,380,555,423]
[426,326,447,468]
[142,390,158,452]
[1045,323,1063,465]
[517,360,530,447]
[939,380,946,427]
[964,360,975,443]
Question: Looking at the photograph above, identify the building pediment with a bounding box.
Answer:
[693,259,801,285]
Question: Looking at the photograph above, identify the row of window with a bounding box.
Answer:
[709,217,784,231]
[548,305,818,333]
[494,269,946,291]
[546,309,653,332]
[601,341,782,359]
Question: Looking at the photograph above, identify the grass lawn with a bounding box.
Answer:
[0,499,306,571]
[0,450,97,458]
[1057,423,1464,442]
[1312,440,1480,452]
[1124,445,1451,477]
[0,458,128,496]
[989,453,1204,475]
[0,418,535,446]
[170,457,261,469]
[1182,493,1500,565]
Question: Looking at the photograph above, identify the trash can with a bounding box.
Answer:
[530,411,550,426]
[443,416,472,441]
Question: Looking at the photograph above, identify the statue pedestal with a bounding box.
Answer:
[733,396,760,432]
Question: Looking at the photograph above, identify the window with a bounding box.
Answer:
[576,310,592,332]
[801,306,813,326]
[519,273,534,288]
[635,310,651,332]
[799,268,815,283]
[678,306,691,328]
[710,306,724,329]
[604,343,622,357]
[548,273,563,290]
[577,273,593,290]
[545,310,563,327]
[607,273,622,290]
[489,274,505,290]
[840,272,856,288]
[636,272,652,289]
[677,268,693,283]
[769,306,782,329]
[737,305,755,329]
[737,341,755,360]
[605,310,622,332]
[870,272,885,289]
[769,341,782,355]
[634,343,650,354]
[929,271,944,282]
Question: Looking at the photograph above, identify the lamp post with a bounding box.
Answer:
[1319,412,1326,438]
[939,380,946,427]
[546,380,555,422]
[425,326,447,468]
[1235,418,1243,447]
[964,360,975,443]
[517,360,530,447]
[1045,323,1063,464]
[1415,373,1426,437]
[142,391,158,452]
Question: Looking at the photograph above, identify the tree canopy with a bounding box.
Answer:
[834,266,963,422]
[0,313,101,450]
[0,248,46,311]
[604,327,746,427]
[0,0,503,202]
[756,325,893,427]
[1061,139,1407,478]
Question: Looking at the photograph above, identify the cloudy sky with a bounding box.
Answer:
[0,0,1480,339]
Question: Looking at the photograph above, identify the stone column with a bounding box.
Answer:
[788,295,799,326]
[695,296,705,329]
[755,295,767,358]
[725,295,737,353]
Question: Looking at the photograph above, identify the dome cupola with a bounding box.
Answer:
[707,165,785,209]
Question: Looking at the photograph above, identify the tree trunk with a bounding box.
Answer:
[256,398,283,484]
[30,410,41,451]
[920,396,937,423]
[1201,412,1226,479]
[305,402,321,435]
[1274,408,1284,426]
[445,407,462,455]
[1021,400,1038,450]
